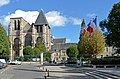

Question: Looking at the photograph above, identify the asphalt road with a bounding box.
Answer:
[0,64,45,79]
[0,64,120,79]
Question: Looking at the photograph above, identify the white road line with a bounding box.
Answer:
[0,66,11,74]
[86,72,103,79]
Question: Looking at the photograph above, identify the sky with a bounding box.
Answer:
[0,0,119,43]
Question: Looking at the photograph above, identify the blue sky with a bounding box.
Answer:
[0,0,119,43]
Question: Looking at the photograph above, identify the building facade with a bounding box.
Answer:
[51,38,77,62]
[8,10,52,60]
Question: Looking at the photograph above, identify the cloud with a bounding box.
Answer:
[2,10,39,28]
[46,11,67,27]
[0,0,10,7]
[2,10,68,27]
[69,17,82,25]
[0,9,83,32]
[87,13,96,18]
[66,39,71,43]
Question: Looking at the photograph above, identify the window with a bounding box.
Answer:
[14,20,17,30]
[14,20,20,30]
[18,20,20,30]
[37,26,39,33]
[40,26,43,32]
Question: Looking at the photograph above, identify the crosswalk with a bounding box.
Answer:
[82,69,120,79]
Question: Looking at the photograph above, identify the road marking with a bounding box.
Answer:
[0,66,11,74]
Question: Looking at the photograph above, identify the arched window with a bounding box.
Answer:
[25,34,32,46]
[37,37,42,43]
[13,38,20,56]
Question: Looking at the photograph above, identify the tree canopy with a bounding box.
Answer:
[78,28,105,58]
[100,2,120,53]
[66,45,78,63]
[35,43,46,53]
[23,46,34,56]
[0,23,10,57]
[67,45,78,58]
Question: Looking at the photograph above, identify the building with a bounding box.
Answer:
[8,10,52,60]
[97,46,115,58]
[51,38,77,62]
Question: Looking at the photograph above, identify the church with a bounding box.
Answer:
[8,10,52,60]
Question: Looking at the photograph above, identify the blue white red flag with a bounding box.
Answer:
[93,16,97,27]
[87,20,94,36]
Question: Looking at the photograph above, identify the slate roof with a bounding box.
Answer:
[34,10,48,25]
[53,38,66,44]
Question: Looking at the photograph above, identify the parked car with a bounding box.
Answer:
[0,61,4,69]
[7,60,22,65]
[0,59,7,68]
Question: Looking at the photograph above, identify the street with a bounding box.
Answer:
[0,64,120,79]
[0,64,44,79]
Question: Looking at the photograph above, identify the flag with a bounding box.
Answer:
[87,20,94,36]
[81,19,86,36]
[82,29,86,36]
[93,16,97,28]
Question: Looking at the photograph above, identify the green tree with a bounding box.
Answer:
[0,23,10,58]
[43,52,51,61]
[78,32,91,57]
[23,46,34,56]
[23,46,34,61]
[66,45,78,63]
[100,2,120,54]
[78,28,105,58]
[35,43,46,53]
[33,47,40,58]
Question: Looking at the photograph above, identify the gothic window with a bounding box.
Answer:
[13,38,20,56]
[25,34,32,46]
[37,37,42,43]
[14,20,20,30]
[37,26,39,33]
[40,26,43,32]
[18,20,20,30]
[14,20,17,30]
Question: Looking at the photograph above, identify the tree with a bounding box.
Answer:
[78,28,105,58]
[66,45,78,63]
[23,46,34,61]
[35,43,46,53]
[33,47,40,58]
[100,2,120,54]
[0,23,10,58]
[43,52,51,61]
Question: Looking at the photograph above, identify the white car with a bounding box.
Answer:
[0,59,7,68]
[7,60,22,65]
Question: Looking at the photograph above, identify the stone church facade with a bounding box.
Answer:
[8,10,52,60]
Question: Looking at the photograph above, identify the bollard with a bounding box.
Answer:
[47,70,49,77]
[46,68,47,72]
[44,72,47,79]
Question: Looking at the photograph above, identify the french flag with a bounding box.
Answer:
[87,20,94,36]
[93,16,97,27]
[82,28,86,36]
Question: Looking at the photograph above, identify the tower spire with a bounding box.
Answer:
[34,9,48,25]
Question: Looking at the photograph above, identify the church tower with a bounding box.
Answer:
[8,10,52,60]
[33,10,52,50]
